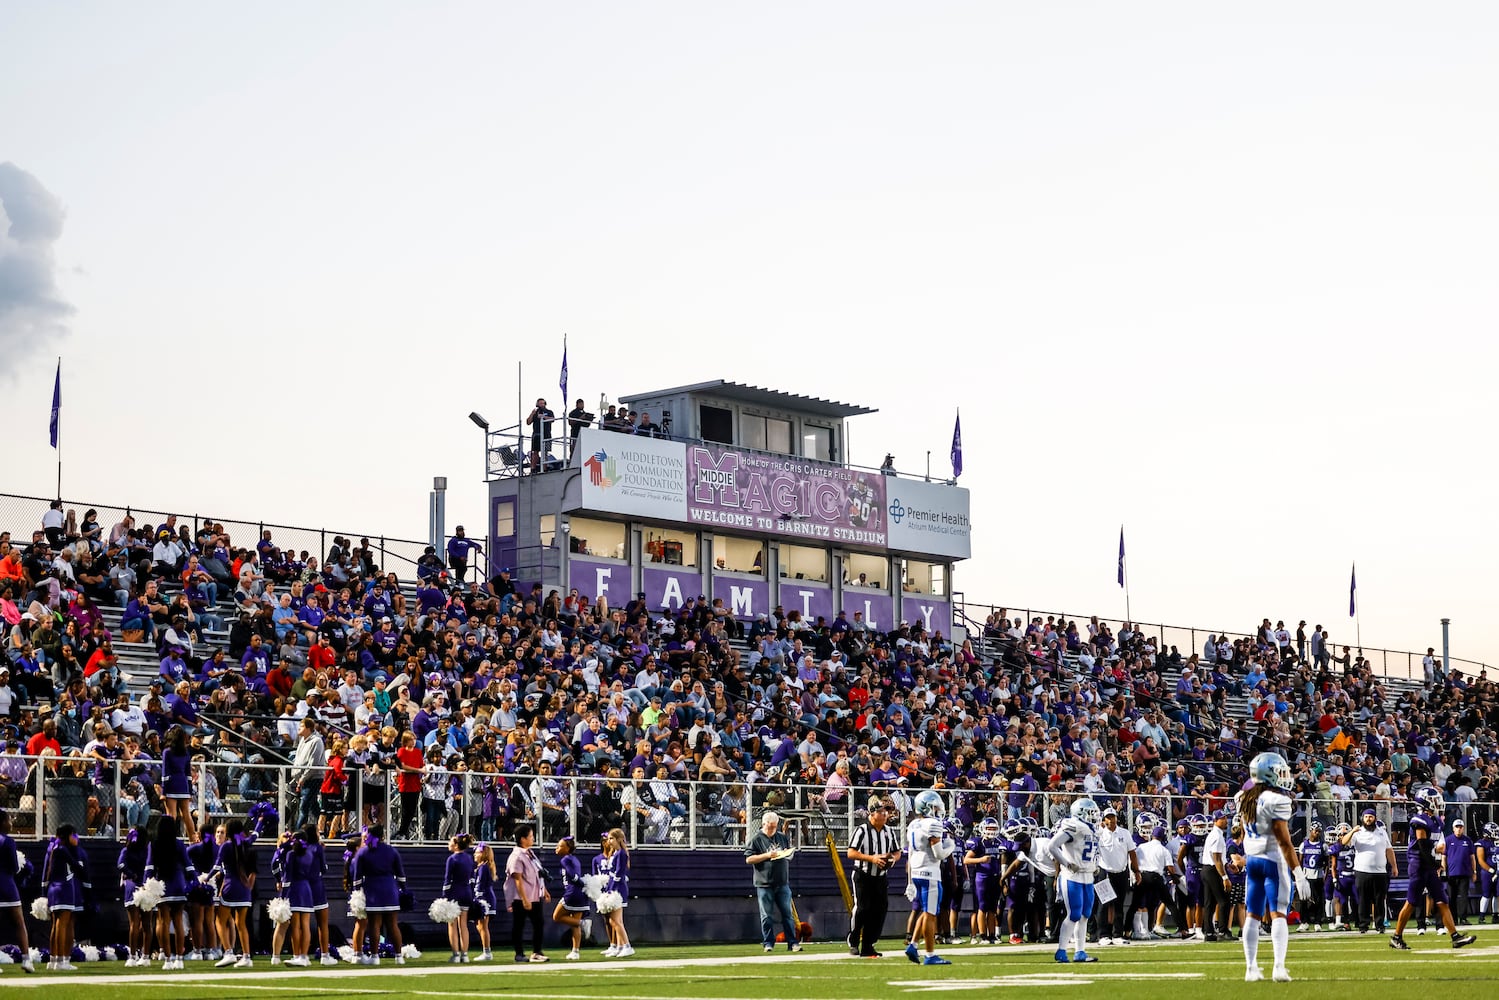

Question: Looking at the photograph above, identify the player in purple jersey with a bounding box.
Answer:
[963,818,1004,944]
[1477,823,1498,923]
[1325,823,1357,930]
[1296,823,1329,931]
[1388,787,1475,950]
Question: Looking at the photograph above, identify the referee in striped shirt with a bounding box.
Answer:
[847,798,902,958]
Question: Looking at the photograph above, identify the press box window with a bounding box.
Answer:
[645,528,697,567]
[699,404,733,444]
[716,536,765,575]
[742,414,792,454]
[901,559,946,595]
[778,543,827,583]
[844,552,886,589]
[554,516,626,560]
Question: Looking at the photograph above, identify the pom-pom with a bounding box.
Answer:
[582,873,609,900]
[29,947,47,964]
[428,898,463,925]
[99,945,116,961]
[595,890,623,914]
[347,889,367,918]
[80,944,100,962]
[267,897,293,925]
[187,882,213,904]
[112,944,130,960]
[247,801,280,829]
[378,942,396,958]
[29,897,50,922]
[400,943,422,960]
[0,949,12,965]
[132,877,166,912]
[337,944,358,963]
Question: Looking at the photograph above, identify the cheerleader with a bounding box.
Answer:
[352,824,408,964]
[161,726,197,842]
[206,817,261,968]
[118,826,152,967]
[591,835,614,954]
[601,828,633,958]
[268,831,296,965]
[443,835,476,962]
[146,816,197,970]
[340,834,368,964]
[42,824,88,971]
[282,830,319,966]
[553,836,588,960]
[471,841,498,961]
[0,810,34,973]
[185,829,218,960]
[305,826,337,965]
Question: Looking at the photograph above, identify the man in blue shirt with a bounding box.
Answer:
[446,526,483,585]
[1445,819,1477,926]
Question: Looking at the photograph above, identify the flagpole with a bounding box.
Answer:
[54,357,62,499]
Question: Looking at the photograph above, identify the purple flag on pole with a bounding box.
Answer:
[48,359,60,449]
[1349,563,1356,617]
[950,409,962,478]
[559,335,568,403]
[1117,526,1125,588]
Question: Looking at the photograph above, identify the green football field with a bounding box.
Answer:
[7,926,1499,999]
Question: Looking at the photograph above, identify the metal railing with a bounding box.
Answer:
[7,754,1492,860]
[956,599,1490,684]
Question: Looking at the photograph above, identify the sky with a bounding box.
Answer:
[1,2,1496,673]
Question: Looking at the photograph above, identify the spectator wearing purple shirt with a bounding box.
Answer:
[446,527,483,585]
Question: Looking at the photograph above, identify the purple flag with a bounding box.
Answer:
[1117,526,1125,588]
[48,359,60,449]
[950,409,962,479]
[1349,563,1356,617]
[559,335,569,403]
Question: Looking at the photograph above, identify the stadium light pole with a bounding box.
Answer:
[1441,617,1450,682]
[469,412,491,481]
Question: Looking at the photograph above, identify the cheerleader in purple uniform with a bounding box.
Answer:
[443,834,476,962]
[283,831,319,966]
[118,826,151,967]
[352,824,408,963]
[0,810,34,973]
[305,827,336,965]
[161,726,197,842]
[268,831,296,965]
[471,841,499,961]
[340,834,369,964]
[185,829,217,959]
[553,836,588,960]
[602,827,634,958]
[147,816,196,970]
[43,825,88,971]
[206,817,262,968]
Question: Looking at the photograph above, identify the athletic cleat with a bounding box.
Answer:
[906,943,920,964]
[1245,967,1264,982]
[617,946,635,957]
[1389,935,1411,951]
[215,953,238,968]
[234,956,253,968]
[1417,926,1426,936]
[1055,948,1070,963]
[763,945,774,953]
[566,950,581,961]
[603,945,620,957]
[1272,968,1292,982]
[787,944,800,954]
[321,955,340,966]
[922,954,952,965]
[1073,951,1097,963]
[1010,934,1023,945]
[1453,933,1478,948]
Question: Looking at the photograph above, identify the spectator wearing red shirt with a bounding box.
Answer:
[26,718,61,757]
[266,661,295,702]
[308,634,337,675]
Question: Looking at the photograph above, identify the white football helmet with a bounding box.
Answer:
[1249,751,1293,790]
[1070,797,1102,826]
[1134,811,1161,840]
[913,789,945,818]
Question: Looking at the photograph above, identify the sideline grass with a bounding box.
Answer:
[8,925,1499,1000]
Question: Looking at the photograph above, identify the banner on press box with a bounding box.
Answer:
[687,444,887,548]
[642,565,702,613]
[578,429,686,521]
[711,575,770,620]
[900,595,953,637]
[886,478,971,560]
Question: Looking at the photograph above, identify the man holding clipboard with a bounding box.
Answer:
[746,811,801,952]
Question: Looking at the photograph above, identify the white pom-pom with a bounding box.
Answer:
[267,897,293,925]
[29,898,50,922]
[28,947,42,963]
[582,873,609,900]
[401,943,422,959]
[427,898,462,925]
[132,877,167,913]
[337,944,358,963]
[100,947,116,961]
[596,890,623,914]
[0,950,12,964]
[347,890,367,918]
[80,945,100,962]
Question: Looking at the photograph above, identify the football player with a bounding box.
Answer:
[903,790,954,966]
[1237,752,1311,982]
[1047,797,1102,964]
[964,818,1004,944]
[1388,787,1476,951]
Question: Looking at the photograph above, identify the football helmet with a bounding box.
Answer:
[913,789,946,818]
[1413,786,1444,815]
[1249,751,1294,790]
[1070,797,1102,826]
[1188,813,1210,836]
[1330,822,1352,839]
[1134,811,1161,840]
[1485,822,1499,840]
[979,818,1001,842]
[1308,821,1323,838]
[1000,818,1024,841]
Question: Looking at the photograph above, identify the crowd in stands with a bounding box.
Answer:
[2,500,1497,853]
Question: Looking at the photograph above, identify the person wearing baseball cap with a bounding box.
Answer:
[1339,807,1396,933]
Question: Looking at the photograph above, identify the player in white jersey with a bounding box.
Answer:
[903,790,954,966]
[1236,752,1308,984]
[1047,798,1102,964]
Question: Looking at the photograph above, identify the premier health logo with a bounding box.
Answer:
[888,498,906,524]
